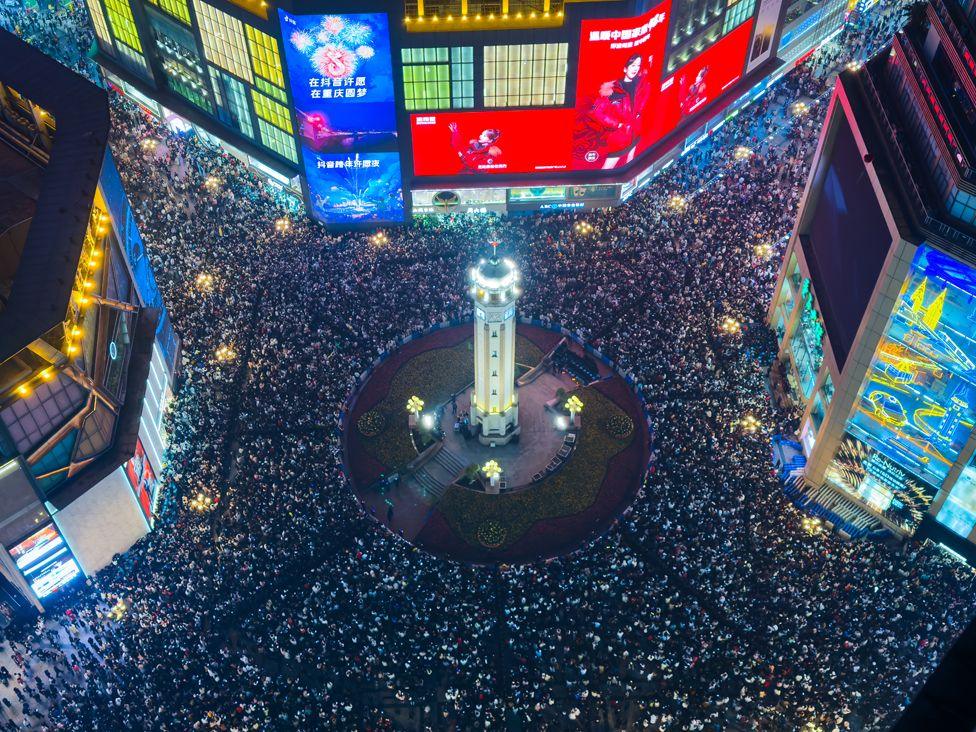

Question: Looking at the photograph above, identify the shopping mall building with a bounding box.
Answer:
[0,32,179,612]
[83,0,850,226]
[768,0,976,559]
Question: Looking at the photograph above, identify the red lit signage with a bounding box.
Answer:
[409,3,752,179]
[410,109,573,176]
[571,2,672,170]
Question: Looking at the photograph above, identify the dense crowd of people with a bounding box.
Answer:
[0,1,971,730]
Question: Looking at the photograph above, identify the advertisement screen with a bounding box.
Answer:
[746,0,784,74]
[410,2,753,179]
[410,109,573,176]
[571,2,671,170]
[8,524,81,599]
[124,437,157,525]
[644,21,754,148]
[844,245,976,489]
[279,11,404,223]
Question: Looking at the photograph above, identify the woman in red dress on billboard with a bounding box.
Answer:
[576,53,653,170]
[448,122,503,172]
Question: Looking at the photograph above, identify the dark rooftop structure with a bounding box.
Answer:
[0,30,110,362]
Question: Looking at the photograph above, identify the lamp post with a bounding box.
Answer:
[565,395,584,428]
[482,460,502,494]
[406,395,424,430]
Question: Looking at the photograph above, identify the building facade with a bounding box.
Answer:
[767,0,976,559]
[83,0,847,226]
[0,32,179,611]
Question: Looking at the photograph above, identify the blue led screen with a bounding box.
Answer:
[278,11,404,224]
[846,245,976,488]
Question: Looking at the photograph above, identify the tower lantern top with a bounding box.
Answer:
[470,252,519,294]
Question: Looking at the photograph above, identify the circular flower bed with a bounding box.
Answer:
[357,410,385,438]
[604,413,635,440]
[476,520,508,548]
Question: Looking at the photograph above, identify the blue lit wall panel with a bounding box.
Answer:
[99,151,180,374]
[278,11,404,224]
[846,245,976,488]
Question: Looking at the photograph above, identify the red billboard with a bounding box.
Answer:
[644,20,754,146]
[410,109,573,176]
[410,2,752,179]
[571,1,672,170]
[124,437,157,525]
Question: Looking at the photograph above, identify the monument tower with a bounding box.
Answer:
[469,243,521,445]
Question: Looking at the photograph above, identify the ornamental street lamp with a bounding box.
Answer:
[565,395,584,428]
[482,460,502,493]
[406,395,424,429]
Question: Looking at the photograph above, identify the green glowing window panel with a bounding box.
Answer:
[257,118,297,163]
[245,24,284,87]
[255,77,287,104]
[723,0,756,35]
[103,0,142,52]
[251,89,292,134]
[789,279,825,400]
[193,0,252,83]
[215,69,254,139]
[170,75,213,113]
[401,46,473,111]
[87,0,113,47]
[846,245,976,488]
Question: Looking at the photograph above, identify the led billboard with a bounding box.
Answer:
[410,109,572,176]
[279,11,404,223]
[571,2,671,170]
[410,3,753,179]
[845,245,976,489]
[8,524,81,599]
[124,437,158,525]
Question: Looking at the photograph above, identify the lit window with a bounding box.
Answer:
[145,0,191,25]
[193,0,252,83]
[245,24,284,88]
[255,77,287,104]
[401,46,473,111]
[115,38,149,73]
[484,43,567,107]
[251,89,293,133]
[210,67,254,138]
[103,0,143,52]
[257,119,297,163]
[86,0,114,47]
[723,0,756,35]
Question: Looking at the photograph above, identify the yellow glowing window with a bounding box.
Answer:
[160,0,191,24]
[193,0,252,83]
[251,89,292,133]
[483,43,567,107]
[103,0,142,52]
[87,0,113,46]
[245,25,284,88]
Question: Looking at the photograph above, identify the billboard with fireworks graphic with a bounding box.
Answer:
[279,10,403,223]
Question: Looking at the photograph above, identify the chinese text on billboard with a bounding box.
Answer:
[279,11,404,223]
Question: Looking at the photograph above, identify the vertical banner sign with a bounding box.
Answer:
[278,11,404,223]
[746,0,785,74]
[572,1,672,170]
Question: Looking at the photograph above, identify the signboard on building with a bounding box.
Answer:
[746,0,785,74]
[409,3,753,180]
[279,11,404,224]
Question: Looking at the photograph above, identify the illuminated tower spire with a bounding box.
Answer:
[469,244,521,445]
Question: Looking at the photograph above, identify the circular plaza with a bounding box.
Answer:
[342,320,650,563]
